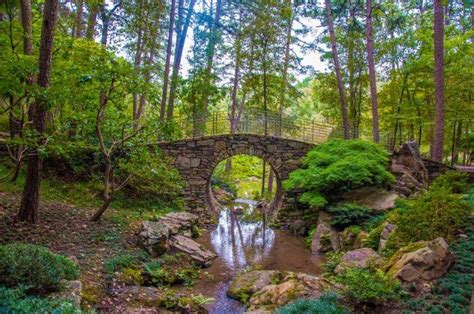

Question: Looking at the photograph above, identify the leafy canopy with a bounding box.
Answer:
[284,140,394,208]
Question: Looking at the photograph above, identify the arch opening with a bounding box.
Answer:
[207,154,283,215]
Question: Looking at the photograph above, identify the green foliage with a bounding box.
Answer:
[386,187,472,250]
[157,289,214,312]
[284,140,394,208]
[324,252,343,275]
[276,292,349,314]
[326,203,374,230]
[0,287,81,314]
[430,171,471,194]
[304,226,317,248]
[104,252,149,275]
[0,244,79,293]
[335,267,404,305]
[142,254,200,287]
[405,217,474,313]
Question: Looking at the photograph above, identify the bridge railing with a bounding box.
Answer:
[162,109,395,147]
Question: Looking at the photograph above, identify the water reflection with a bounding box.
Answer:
[210,202,275,271]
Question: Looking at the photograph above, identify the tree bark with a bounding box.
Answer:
[431,0,445,162]
[366,0,380,143]
[278,0,293,136]
[324,0,349,139]
[17,0,59,223]
[19,0,33,55]
[85,3,98,40]
[160,0,177,122]
[74,0,84,38]
[167,0,196,120]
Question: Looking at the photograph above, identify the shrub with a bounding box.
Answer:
[387,187,471,249]
[284,140,394,208]
[276,292,349,314]
[0,244,79,293]
[324,252,343,275]
[0,286,81,314]
[104,252,149,275]
[304,226,317,248]
[326,203,373,230]
[335,267,403,305]
[430,171,471,194]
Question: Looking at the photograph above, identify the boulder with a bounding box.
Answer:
[390,141,429,197]
[138,212,199,257]
[385,237,453,293]
[169,235,217,267]
[379,223,396,251]
[288,219,307,236]
[50,280,82,307]
[246,272,331,311]
[341,187,398,212]
[227,270,278,301]
[334,248,382,274]
[311,212,340,254]
[340,228,367,251]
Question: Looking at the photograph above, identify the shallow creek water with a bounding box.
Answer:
[186,199,325,313]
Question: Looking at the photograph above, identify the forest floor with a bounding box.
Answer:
[0,190,157,311]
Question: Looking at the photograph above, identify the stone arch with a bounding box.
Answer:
[158,134,314,219]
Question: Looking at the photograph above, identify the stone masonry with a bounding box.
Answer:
[158,134,314,218]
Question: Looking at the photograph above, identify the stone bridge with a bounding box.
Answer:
[158,134,314,218]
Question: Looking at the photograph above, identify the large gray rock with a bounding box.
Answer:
[334,248,382,274]
[138,212,199,257]
[385,237,453,293]
[311,212,340,254]
[170,235,217,267]
[390,141,429,197]
[379,223,396,250]
[227,270,278,301]
[243,272,331,312]
[341,187,398,212]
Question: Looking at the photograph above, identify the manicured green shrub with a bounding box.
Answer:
[284,140,394,208]
[0,286,81,314]
[430,171,471,194]
[326,203,373,229]
[386,187,471,250]
[0,244,79,293]
[335,267,403,305]
[276,292,349,314]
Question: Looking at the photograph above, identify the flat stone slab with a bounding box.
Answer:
[170,235,217,267]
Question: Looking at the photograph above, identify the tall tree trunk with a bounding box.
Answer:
[366,0,380,143]
[201,0,222,117]
[431,0,445,161]
[167,0,196,119]
[17,0,59,223]
[74,0,84,38]
[324,0,349,139]
[278,0,293,136]
[132,0,145,128]
[85,3,98,40]
[160,0,177,122]
[100,5,109,46]
[19,0,33,55]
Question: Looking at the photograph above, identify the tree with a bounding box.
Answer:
[17,0,59,223]
[324,0,349,139]
[431,0,445,161]
[365,0,379,143]
[160,0,176,122]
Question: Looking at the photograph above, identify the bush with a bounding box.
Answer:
[284,140,394,208]
[335,267,403,305]
[324,252,343,275]
[0,286,81,314]
[386,187,471,250]
[431,171,471,194]
[326,203,373,230]
[0,244,79,293]
[104,252,149,275]
[276,292,349,314]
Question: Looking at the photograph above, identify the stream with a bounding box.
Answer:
[188,199,325,313]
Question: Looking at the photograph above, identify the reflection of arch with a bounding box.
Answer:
[158,134,313,219]
[207,153,281,213]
